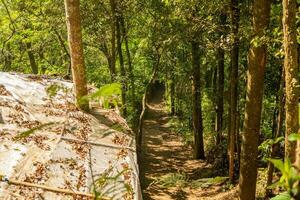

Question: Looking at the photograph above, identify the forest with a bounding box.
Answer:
[0,0,299,199]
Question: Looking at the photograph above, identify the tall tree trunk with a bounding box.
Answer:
[283,0,299,162]
[109,0,117,82]
[265,69,285,197]
[170,69,175,115]
[53,29,71,76]
[64,0,89,111]
[116,14,127,116]
[228,0,240,182]
[212,65,218,131]
[238,0,271,199]
[191,41,205,160]
[236,109,241,168]
[120,15,136,110]
[4,44,12,71]
[216,13,226,145]
[26,42,38,74]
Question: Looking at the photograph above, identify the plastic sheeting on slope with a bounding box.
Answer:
[0,72,142,200]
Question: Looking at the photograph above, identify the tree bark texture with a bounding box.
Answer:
[228,0,240,182]
[109,0,117,81]
[64,0,89,111]
[283,0,299,162]
[238,0,271,199]
[116,13,127,117]
[26,42,38,74]
[191,41,205,160]
[215,13,226,144]
[120,14,136,111]
[265,72,285,196]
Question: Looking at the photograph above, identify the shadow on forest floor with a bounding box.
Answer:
[139,87,238,200]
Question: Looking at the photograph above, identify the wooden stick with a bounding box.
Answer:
[61,136,136,152]
[4,179,96,198]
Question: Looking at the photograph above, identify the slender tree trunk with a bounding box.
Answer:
[216,13,227,145]
[283,0,299,162]
[4,44,12,71]
[109,0,117,82]
[170,70,175,115]
[26,42,38,74]
[212,65,218,131]
[236,110,241,168]
[53,29,71,76]
[238,1,271,199]
[191,41,205,160]
[116,14,127,116]
[120,14,136,111]
[265,69,285,197]
[228,0,240,182]
[64,0,89,111]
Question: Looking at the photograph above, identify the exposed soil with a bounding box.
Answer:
[140,88,238,200]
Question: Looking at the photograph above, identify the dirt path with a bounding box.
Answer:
[139,89,237,200]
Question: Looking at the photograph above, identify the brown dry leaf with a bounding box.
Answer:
[76,165,86,190]
[0,84,12,96]
[24,135,50,150]
[24,162,49,183]
[14,104,25,112]
[117,149,128,159]
[112,135,128,146]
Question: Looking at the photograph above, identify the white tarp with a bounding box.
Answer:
[0,72,142,200]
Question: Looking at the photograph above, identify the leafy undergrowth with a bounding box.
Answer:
[154,172,230,190]
[166,118,194,146]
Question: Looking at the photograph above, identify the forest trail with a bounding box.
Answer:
[140,87,237,200]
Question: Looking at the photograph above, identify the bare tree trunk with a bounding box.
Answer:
[283,0,299,163]
[170,70,175,115]
[26,42,38,74]
[109,0,117,82]
[215,12,226,145]
[116,13,127,116]
[228,0,239,182]
[191,41,205,160]
[64,0,89,111]
[120,14,136,111]
[4,44,12,71]
[265,69,285,197]
[235,110,240,168]
[53,29,71,76]
[212,65,218,131]
[238,0,271,199]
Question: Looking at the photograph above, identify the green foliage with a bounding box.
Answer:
[167,118,193,146]
[92,83,122,98]
[92,166,132,199]
[258,136,284,161]
[83,83,122,109]
[155,172,228,189]
[288,133,300,142]
[156,173,188,188]
[191,177,228,189]
[268,158,300,198]
[46,83,69,98]
[271,192,292,200]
